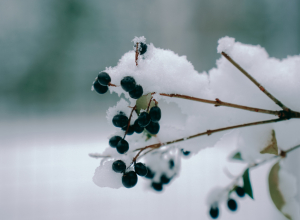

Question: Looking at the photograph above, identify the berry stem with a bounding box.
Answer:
[133,118,286,161]
[135,42,139,66]
[146,96,153,112]
[221,51,290,111]
[124,105,137,139]
[159,93,280,116]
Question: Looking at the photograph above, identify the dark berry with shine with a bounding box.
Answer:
[122,125,134,135]
[235,186,245,197]
[227,199,237,211]
[116,139,129,154]
[138,112,151,127]
[160,174,171,184]
[181,149,191,156]
[146,121,160,135]
[129,85,143,99]
[112,114,128,128]
[209,206,219,219]
[151,182,163,191]
[145,167,155,179]
[149,106,161,122]
[112,160,126,173]
[109,136,122,148]
[122,171,138,188]
[133,119,144,133]
[121,76,136,92]
[134,163,148,176]
[139,43,147,55]
[93,80,108,94]
[97,72,111,86]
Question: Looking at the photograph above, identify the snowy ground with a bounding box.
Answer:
[0,114,288,220]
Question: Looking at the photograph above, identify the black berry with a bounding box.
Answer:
[116,139,129,154]
[122,125,135,135]
[134,163,148,176]
[169,159,174,169]
[209,206,219,219]
[138,112,151,127]
[129,85,143,99]
[133,119,144,133]
[93,80,108,94]
[112,160,126,173]
[139,43,147,55]
[235,186,245,197]
[227,199,237,211]
[145,167,155,179]
[109,136,122,148]
[151,182,163,191]
[121,76,136,92]
[160,174,171,184]
[145,121,160,135]
[149,106,161,122]
[181,149,191,156]
[112,114,129,128]
[122,171,138,188]
[97,72,111,86]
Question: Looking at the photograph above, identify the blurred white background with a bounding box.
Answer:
[0,0,299,219]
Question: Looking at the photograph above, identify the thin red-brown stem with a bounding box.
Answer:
[146,96,153,112]
[221,51,290,111]
[135,42,139,66]
[123,106,136,139]
[108,82,117,87]
[133,118,285,162]
[159,93,280,116]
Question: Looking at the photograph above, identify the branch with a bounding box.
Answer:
[221,52,290,111]
[159,93,280,116]
[133,117,285,161]
[123,105,137,139]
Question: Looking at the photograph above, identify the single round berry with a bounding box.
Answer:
[181,149,191,156]
[149,106,161,122]
[133,119,144,133]
[121,76,136,92]
[134,163,148,176]
[116,139,129,154]
[93,80,108,94]
[235,186,245,197]
[109,136,122,148]
[129,85,143,99]
[112,160,126,173]
[160,174,171,184]
[112,114,129,128]
[146,121,160,134]
[138,112,151,128]
[97,72,111,86]
[122,171,138,188]
[227,199,237,211]
[151,182,163,191]
[209,206,219,219]
[145,167,155,179]
[139,42,147,55]
[122,125,135,135]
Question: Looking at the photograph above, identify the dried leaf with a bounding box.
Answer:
[268,162,292,220]
[242,168,253,199]
[260,130,278,155]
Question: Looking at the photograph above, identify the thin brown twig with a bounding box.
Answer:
[133,117,285,161]
[135,42,139,66]
[159,93,280,116]
[146,96,153,112]
[221,51,290,111]
[123,106,137,139]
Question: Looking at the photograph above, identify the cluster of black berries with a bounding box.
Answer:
[112,160,148,188]
[144,159,175,191]
[121,76,143,99]
[93,72,111,94]
[209,186,245,219]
